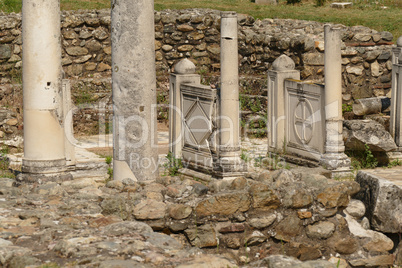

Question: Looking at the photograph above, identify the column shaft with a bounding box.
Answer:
[321,25,350,173]
[215,11,246,177]
[111,0,158,181]
[22,0,67,175]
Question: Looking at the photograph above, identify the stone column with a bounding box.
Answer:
[214,11,246,177]
[320,25,351,174]
[390,37,402,148]
[20,0,70,182]
[111,0,158,181]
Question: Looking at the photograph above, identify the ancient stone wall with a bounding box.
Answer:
[0,9,395,137]
[0,8,395,102]
[1,9,396,97]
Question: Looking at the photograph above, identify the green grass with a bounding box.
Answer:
[1,0,401,41]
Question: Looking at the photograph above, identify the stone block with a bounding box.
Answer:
[343,120,397,152]
[355,171,402,233]
[331,2,352,8]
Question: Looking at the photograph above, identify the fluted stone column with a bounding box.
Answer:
[214,11,246,177]
[320,25,351,175]
[20,0,70,182]
[111,0,158,181]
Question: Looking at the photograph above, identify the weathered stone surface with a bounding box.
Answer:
[380,31,393,41]
[86,39,102,51]
[355,171,402,233]
[168,204,192,220]
[345,199,365,218]
[207,44,220,55]
[248,214,277,229]
[195,192,251,217]
[306,221,335,239]
[102,221,153,236]
[93,27,108,40]
[317,183,349,208]
[333,237,359,254]
[272,54,295,71]
[298,244,322,261]
[184,224,217,248]
[275,214,302,242]
[283,187,313,208]
[343,120,397,152]
[176,255,236,268]
[349,254,394,267]
[66,46,89,56]
[174,58,196,74]
[218,223,245,233]
[177,24,194,32]
[302,53,324,66]
[0,44,11,59]
[248,183,280,209]
[250,255,336,268]
[346,65,364,75]
[245,230,267,246]
[344,212,394,252]
[133,200,167,220]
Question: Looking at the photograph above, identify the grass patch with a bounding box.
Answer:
[1,0,400,41]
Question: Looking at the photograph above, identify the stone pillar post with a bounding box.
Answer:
[111,0,158,181]
[20,0,70,182]
[267,55,300,153]
[214,11,246,177]
[390,37,402,148]
[169,59,200,159]
[320,25,351,175]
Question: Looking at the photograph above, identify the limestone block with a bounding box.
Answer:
[0,44,12,60]
[355,171,402,233]
[346,65,364,75]
[195,192,251,217]
[66,46,89,56]
[331,2,352,8]
[184,224,217,248]
[302,53,324,66]
[343,120,397,152]
[380,31,393,41]
[345,199,365,218]
[133,199,167,220]
[306,221,335,239]
[248,214,277,228]
[274,214,302,242]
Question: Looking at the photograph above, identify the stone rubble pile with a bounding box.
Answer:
[0,168,399,267]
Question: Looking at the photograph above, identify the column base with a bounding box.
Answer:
[213,155,248,178]
[19,158,72,183]
[320,152,353,178]
[17,172,73,184]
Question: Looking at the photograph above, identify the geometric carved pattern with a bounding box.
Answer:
[183,96,214,150]
[180,84,217,169]
[294,98,314,144]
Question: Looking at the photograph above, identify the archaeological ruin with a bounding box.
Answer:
[0,1,401,267]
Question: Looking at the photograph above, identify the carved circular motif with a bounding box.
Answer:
[294,98,314,144]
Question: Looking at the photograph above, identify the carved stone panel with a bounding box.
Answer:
[285,80,325,161]
[181,84,217,170]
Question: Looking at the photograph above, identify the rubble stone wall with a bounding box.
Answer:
[0,8,395,103]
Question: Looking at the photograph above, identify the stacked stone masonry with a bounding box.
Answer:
[0,8,395,103]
